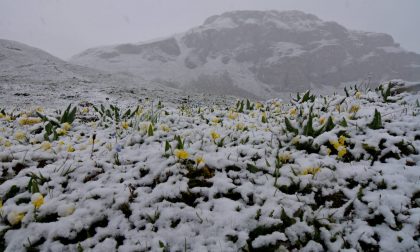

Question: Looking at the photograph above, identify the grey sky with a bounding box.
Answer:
[0,0,419,59]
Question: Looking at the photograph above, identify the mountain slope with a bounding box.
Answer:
[0,39,183,108]
[70,10,420,99]
[0,38,101,84]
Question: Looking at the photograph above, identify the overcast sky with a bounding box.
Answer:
[0,0,419,59]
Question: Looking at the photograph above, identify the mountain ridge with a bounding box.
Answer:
[67,10,420,98]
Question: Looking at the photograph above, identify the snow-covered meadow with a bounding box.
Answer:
[0,84,419,251]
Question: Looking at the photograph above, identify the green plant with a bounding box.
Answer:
[285,113,334,138]
[368,109,382,129]
[93,104,139,127]
[379,83,392,103]
[27,172,49,193]
[147,123,154,137]
[37,104,77,140]
[174,135,184,150]
[285,117,298,135]
[292,90,315,104]
[236,100,244,113]
[159,240,170,252]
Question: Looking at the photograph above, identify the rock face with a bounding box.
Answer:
[70,10,420,99]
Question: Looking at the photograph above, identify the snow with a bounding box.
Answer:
[251,231,287,248]
[0,83,419,251]
[203,17,237,30]
[378,46,405,54]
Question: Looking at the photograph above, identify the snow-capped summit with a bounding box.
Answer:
[200,10,324,31]
[70,10,420,99]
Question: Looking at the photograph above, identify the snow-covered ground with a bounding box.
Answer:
[0,84,419,251]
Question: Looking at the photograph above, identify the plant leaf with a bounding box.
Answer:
[368,109,382,129]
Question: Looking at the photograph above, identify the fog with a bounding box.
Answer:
[0,0,419,59]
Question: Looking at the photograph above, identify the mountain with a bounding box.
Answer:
[70,10,420,99]
[0,39,237,108]
[0,39,174,107]
[0,38,100,85]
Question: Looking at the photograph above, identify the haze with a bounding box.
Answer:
[0,0,419,59]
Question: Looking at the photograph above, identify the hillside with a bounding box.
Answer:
[0,39,183,108]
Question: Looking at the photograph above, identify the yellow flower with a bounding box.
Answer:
[35,107,44,113]
[40,141,52,151]
[211,117,221,124]
[227,111,238,120]
[326,148,331,156]
[7,211,25,225]
[0,112,4,118]
[355,91,362,99]
[89,122,97,129]
[139,122,149,132]
[18,116,42,126]
[319,117,326,125]
[292,136,300,144]
[278,152,291,163]
[160,124,170,132]
[273,107,281,113]
[289,108,297,116]
[121,121,129,130]
[337,146,347,158]
[210,131,220,140]
[349,105,360,113]
[5,115,12,122]
[235,123,245,131]
[329,139,341,150]
[82,107,89,113]
[88,137,97,145]
[56,128,67,136]
[67,144,75,152]
[62,122,72,131]
[249,124,257,129]
[255,102,263,110]
[14,131,26,141]
[135,108,143,116]
[301,166,321,175]
[174,149,189,160]
[338,135,347,145]
[4,140,12,147]
[195,156,205,165]
[336,104,341,112]
[31,193,44,209]
[262,112,267,120]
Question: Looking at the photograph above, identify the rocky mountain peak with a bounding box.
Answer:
[201,10,323,31]
[70,10,420,99]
